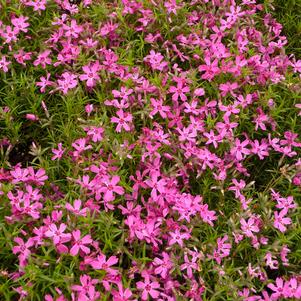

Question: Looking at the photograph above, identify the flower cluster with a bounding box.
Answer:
[0,0,301,300]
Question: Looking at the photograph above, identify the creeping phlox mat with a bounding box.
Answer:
[0,0,301,300]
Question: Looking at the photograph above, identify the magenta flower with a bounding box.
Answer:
[273,209,292,233]
[240,217,260,237]
[57,72,78,94]
[112,86,133,100]
[219,81,238,97]
[180,253,199,278]
[169,228,191,247]
[198,56,220,81]
[136,275,160,300]
[153,252,173,279]
[169,82,190,102]
[36,73,54,92]
[2,26,18,44]
[144,171,166,199]
[13,49,32,66]
[51,143,65,160]
[251,139,269,160]
[90,253,119,275]
[33,50,52,69]
[71,275,100,301]
[265,252,279,270]
[65,199,87,217]
[267,277,284,300]
[231,138,250,161]
[203,130,222,148]
[45,223,71,245]
[199,203,217,226]
[70,230,92,256]
[144,50,168,71]
[72,138,93,157]
[112,283,135,301]
[228,179,246,198]
[11,16,30,33]
[25,113,39,121]
[0,56,11,72]
[150,98,170,119]
[63,19,83,38]
[85,126,104,142]
[79,61,101,88]
[27,0,47,11]
[99,175,125,202]
[111,110,133,132]
[12,237,34,267]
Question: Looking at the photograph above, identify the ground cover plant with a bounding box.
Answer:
[0,0,301,300]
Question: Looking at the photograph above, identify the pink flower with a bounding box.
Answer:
[231,138,250,161]
[164,0,182,14]
[267,277,284,300]
[219,81,238,97]
[33,50,52,68]
[280,245,290,266]
[153,252,173,279]
[63,19,83,38]
[198,56,220,81]
[36,73,54,93]
[169,228,191,247]
[253,108,269,131]
[136,275,160,300]
[85,126,104,142]
[264,252,278,270]
[0,56,11,72]
[65,199,87,217]
[99,175,125,202]
[2,26,18,44]
[228,179,246,198]
[180,253,199,278]
[112,86,133,100]
[150,98,170,119]
[11,16,30,33]
[194,88,205,97]
[57,72,78,94]
[12,237,34,267]
[71,275,100,301]
[169,82,190,102]
[85,104,94,116]
[144,50,168,71]
[273,209,291,233]
[144,171,166,199]
[90,253,119,275]
[79,61,101,88]
[51,143,65,160]
[199,203,217,226]
[70,230,92,256]
[72,138,92,157]
[27,0,47,11]
[111,110,133,132]
[13,49,32,66]
[45,223,71,245]
[210,235,232,264]
[112,283,135,301]
[240,217,260,237]
[203,130,222,148]
[251,139,269,160]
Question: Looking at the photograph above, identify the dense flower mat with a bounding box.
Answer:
[0,0,301,300]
